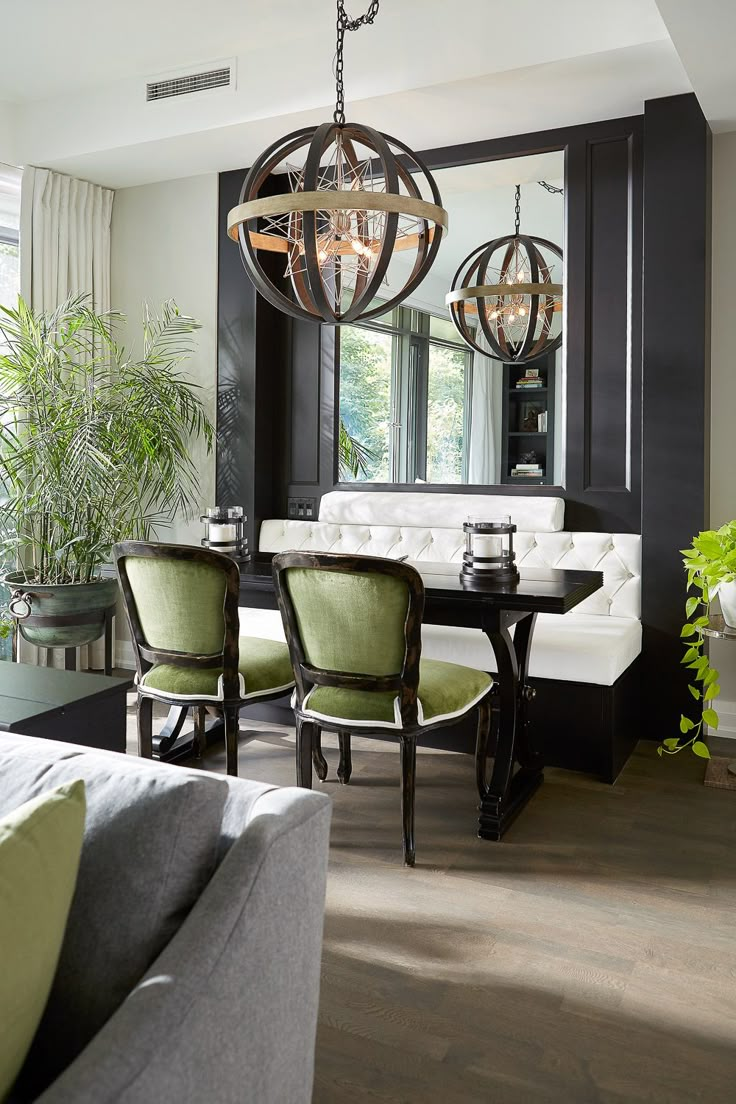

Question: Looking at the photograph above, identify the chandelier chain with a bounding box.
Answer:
[537,179,564,195]
[333,0,380,125]
[514,184,521,236]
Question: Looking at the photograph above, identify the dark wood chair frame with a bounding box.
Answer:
[272,551,493,866]
[114,541,290,776]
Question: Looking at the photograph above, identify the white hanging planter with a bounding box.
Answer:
[719,579,736,628]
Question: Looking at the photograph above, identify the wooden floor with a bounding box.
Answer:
[128,704,736,1103]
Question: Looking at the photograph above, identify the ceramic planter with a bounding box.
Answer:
[2,573,119,648]
[719,579,736,628]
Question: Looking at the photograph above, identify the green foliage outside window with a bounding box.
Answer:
[427,343,465,483]
[338,325,392,482]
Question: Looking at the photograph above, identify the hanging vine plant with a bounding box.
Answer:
[657,524,736,759]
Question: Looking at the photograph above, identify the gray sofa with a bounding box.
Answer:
[0,733,331,1104]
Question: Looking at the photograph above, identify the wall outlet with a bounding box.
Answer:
[287,497,316,520]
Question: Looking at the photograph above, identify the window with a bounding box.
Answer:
[0,164,21,311]
[338,303,472,484]
[338,325,394,483]
[426,342,467,483]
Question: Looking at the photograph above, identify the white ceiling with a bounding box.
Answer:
[655,0,736,131]
[0,0,700,189]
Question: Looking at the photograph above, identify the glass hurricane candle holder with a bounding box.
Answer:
[201,506,249,559]
[461,515,519,585]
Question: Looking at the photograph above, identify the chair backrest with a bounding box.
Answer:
[272,551,425,726]
[114,542,241,697]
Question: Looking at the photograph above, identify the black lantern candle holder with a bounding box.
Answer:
[201,506,249,560]
[461,515,520,585]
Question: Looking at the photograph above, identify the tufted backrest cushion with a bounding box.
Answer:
[259,520,641,620]
[319,491,565,532]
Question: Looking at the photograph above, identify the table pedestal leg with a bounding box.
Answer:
[478,612,541,840]
[153,706,226,763]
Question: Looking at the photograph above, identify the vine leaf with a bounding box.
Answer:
[688,685,701,701]
[691,741,711,759]
[685,596,699,617]
[680,624,696,638]
[679,715,695,734]
[702,708,719,729]
[663,738,680,750]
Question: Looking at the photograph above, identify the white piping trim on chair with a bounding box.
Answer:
[298,681,492,730]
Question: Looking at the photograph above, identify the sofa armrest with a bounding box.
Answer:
[36,788,331,1104]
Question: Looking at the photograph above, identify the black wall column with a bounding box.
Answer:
[641,93,711,733]
[216,169,290,551]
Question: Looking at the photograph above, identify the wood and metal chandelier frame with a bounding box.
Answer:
[227,1,448,325]
[446,184,563,364]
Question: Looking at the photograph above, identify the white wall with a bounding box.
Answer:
[111,173,218,547]
[110,173,218,665]
[0,103,17,167]
[708,131,736,731]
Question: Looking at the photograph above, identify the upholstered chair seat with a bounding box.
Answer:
[114,542,295,776]
[140,636,294,702]
[302,658,491,727]
[273,551,493,865]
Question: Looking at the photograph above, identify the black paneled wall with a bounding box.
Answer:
[216,94,710,738]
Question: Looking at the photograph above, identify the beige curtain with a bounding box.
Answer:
[19,167,115,671]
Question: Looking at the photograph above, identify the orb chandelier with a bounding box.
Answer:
[227,1,448,325]
[446,184,563,364]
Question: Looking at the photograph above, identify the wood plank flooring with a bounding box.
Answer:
[128,704,736,1103]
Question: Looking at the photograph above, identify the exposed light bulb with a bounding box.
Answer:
[351,238,365,255]
[508,312,516,323]
[490,310,499,320]
[519,306,527,316]
[318,248,328,264]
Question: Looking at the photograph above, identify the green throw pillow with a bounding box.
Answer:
[0,780,86,1101]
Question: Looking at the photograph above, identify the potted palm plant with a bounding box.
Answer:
[0,295,213,650]
[659,521,736,759]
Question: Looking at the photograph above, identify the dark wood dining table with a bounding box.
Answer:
[158,553,602,840]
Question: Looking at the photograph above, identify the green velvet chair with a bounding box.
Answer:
[114,542,295,776]
[272,551,493,865]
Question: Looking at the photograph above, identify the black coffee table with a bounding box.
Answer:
[0,663,133,752]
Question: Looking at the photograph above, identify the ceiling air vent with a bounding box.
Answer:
[146,64,233,103]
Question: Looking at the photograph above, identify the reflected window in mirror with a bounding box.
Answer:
[337,150,565,487]
[338,303,473,485]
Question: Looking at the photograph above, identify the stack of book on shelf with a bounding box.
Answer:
[515,368,544,389]
[510,462,544,479]
[537,410,548,432]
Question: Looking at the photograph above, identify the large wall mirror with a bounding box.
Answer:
[337,150,565,487]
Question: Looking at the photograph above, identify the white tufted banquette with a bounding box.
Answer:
[242,493,642,688]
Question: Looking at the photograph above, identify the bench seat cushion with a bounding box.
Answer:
[239,608,641,688]
[421,615,641,687]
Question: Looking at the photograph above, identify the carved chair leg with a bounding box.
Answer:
[224,706,240,777]
[312,725,328,781]
[193,705,207,760]
[475,695,494,801]
[295,717,314,789]
[337,732,352,784]
[137,695,153,760]
[399,735,417,867]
